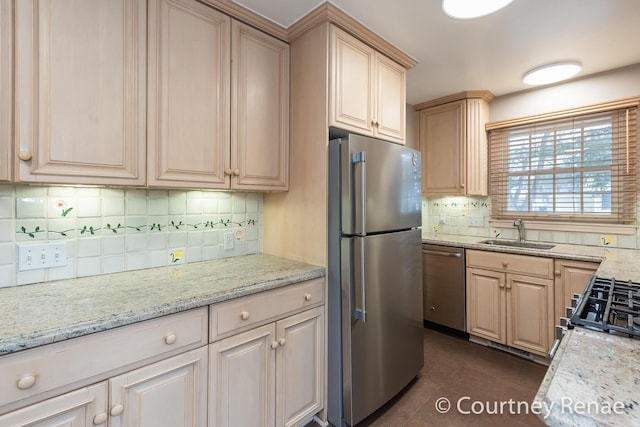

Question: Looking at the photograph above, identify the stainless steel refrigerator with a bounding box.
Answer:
[328,133,424,426]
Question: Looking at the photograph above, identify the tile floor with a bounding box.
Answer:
[320,327,548,426]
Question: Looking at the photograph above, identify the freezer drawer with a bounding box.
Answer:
[341,229,423,426]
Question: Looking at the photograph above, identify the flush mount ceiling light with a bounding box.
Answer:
[522,61,582,86]
[442,0,515,19]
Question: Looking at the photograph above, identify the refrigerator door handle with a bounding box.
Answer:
[352,151,366,236]
[354,237,367,322]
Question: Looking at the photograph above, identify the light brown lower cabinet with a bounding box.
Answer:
[466,250,554,357]
[0,347,208,427]
[209,306,324,427]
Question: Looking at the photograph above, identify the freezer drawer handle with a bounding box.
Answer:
[352,151,367,323]
[422,249,462,258]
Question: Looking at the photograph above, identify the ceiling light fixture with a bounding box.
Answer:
[442,0,515,19]
[522,61,582,86]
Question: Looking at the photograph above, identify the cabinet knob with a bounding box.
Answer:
[460,183,465,188]
[501,261,508,268]
[110,404,124,417]
[554,270,561,277]
[17,374,36,390]
[304,293,312,301]
[18,151,32,161]
[93,413,108,425]
[224,168,232,176]
[240,311,250,321]
[271,341,279,349]
[499,282,505,289]
[278,338,286,347]
[371,120,376,127]
[164,333,177,345]
[233,169,240,176]
[506,282,512,289]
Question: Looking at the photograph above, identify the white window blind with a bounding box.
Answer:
[488,105,637,224]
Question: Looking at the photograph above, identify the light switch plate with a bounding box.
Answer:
[18,242,68,271]
[223,232,234,250]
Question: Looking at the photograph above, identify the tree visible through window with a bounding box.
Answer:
[488,104,637,224]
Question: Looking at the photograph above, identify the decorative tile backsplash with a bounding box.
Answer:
[423,195,640,250]
[0,184,262,288]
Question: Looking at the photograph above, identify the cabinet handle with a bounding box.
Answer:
[271,341,279,349]
[93,413,108,425]
[240,311,250,321]
[17,374,36,390]
[233,169,240,176]
[18,151,33,161]
[304,293,312,301]
[110,404,124,417]
[278,338,286,347]
[224,168,232,176]
[164,333,177,345]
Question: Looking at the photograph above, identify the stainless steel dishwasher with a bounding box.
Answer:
[422,244,466,332]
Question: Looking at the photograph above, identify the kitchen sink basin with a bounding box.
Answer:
[478,239,556,250]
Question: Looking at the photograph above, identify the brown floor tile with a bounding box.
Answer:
[350,328,549,427]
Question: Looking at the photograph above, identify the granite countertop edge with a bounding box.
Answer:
[0,254,325,356]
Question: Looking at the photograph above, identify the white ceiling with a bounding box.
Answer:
[230,0,640,105]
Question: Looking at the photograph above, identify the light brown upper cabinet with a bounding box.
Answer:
[147,1,289,191]
[0,0,12,182]
[416,91,494,196]
[14,0,147,185]
[231,20,289,191]
[329,26,406,145]
[147,0,231,189]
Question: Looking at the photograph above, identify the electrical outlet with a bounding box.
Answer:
[469,216,484,227]
[18,242,68,271]
[223,232,234,250]
[439,214,446,225]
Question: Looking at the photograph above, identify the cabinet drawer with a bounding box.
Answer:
[466,249,553,279]
[210,278,325,341]
[0,307,208,413]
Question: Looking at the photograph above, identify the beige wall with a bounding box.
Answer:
[490,63,640,122]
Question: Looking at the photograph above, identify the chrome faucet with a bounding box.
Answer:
[513,219,525,242]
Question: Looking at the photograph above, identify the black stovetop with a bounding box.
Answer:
[569,276,640,339]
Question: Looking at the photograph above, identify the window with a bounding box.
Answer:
[488,100,638,224]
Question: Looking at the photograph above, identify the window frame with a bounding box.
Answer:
[486,97,639,226]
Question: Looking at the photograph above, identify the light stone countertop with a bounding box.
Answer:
[421,233,640,427]
[534,328,640,426]
[0,254,325,356]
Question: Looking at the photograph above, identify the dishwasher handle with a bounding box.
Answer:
[422,249,462,258]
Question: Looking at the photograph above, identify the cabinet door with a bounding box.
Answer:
[374,53,406,144]
[554,260,599,323]
[419,101,466,195]
[0,0,11,182]
[109,347,207,427]
[14,0,146,185]
[209,324,276,427]
[275,307,324,427]
[329,26,374,136]
[507,274,554,356]
[0,382,107,427]
[231,20,289,190]
[147,0,230,189]
[466,267,505,343]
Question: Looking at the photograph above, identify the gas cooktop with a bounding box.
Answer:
[569,276,640,339]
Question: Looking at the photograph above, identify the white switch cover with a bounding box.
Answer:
[223,232,234,250]
[469,216,484,227]
[18,242,68,271]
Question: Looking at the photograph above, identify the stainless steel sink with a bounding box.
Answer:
[478,239,555,250]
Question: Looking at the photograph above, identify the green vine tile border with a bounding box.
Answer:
[18,218,258,239]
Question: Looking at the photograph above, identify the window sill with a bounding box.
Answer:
[489,219,637,235]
